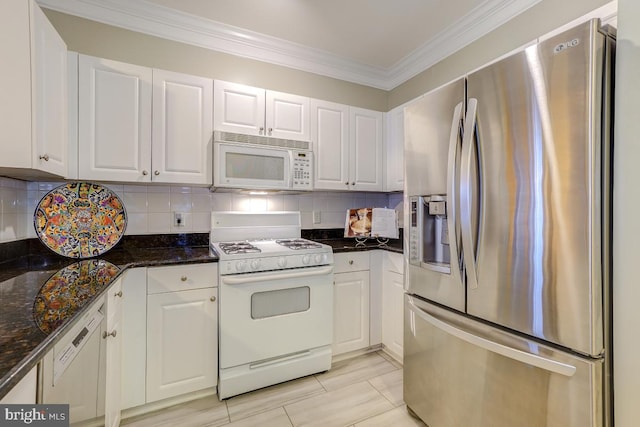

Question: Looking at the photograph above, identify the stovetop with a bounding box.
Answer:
[211,238,333,275]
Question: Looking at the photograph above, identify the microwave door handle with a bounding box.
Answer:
[460,98,479,290]
[447,101,464,285]
[288,151,294,188]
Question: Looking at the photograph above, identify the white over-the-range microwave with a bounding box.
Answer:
[213,131,313,191]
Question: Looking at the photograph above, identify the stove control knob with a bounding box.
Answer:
[302,255,311,265]
[277,257,287,268]
[314,254,322,264]
[250,259,261,270]
[235,260,247,272]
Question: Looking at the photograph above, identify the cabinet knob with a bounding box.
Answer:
[345,182,349,186]
[114,290,123,297]
[349,260,354,265]
[103,330,117,339]
[39,154,50,161]
[351,182,355,186]
[154,170,160,176]
[181,276,188,282]
[142,170,149,176]
[268,127,273,135]
[210,296,216,302]
[259,127,265,135]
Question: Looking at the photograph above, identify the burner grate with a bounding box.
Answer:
[218,241,261,254]
[276,239,323,250]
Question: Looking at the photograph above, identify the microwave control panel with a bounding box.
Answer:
[292,151,313,190]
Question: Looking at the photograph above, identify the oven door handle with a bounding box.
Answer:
[220,266,334,285]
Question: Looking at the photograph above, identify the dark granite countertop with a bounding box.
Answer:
[301,228,404,254]
[0,234,216,399]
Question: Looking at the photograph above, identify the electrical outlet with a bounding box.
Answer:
[174,212,186,227]
[313,211,321,224]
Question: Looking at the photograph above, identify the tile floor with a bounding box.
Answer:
[121,351,426,427]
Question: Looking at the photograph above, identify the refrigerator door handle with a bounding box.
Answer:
[460,98,479,289]
[446,102,464,283]
[407,297,577,377]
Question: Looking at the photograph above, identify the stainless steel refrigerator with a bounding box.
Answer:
[403,20,614,427]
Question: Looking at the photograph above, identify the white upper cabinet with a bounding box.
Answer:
[312,100,383,191]
[0,0,67,178]
[152,69,213,184]
[214,81,310,141]
[350,107,383,191]
[384,105,405,192]
[311,99,349,190]
[78,55,212,184]
[78,55,152,182]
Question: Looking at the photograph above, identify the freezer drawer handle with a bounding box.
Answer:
[408,298,577,377]
[221,266,334,285]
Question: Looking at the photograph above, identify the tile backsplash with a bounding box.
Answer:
[0,177,404,243]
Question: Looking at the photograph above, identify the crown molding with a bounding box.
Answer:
[37,0,541,90]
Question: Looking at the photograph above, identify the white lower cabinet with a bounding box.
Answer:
[381,252,404,361]
[121,263,218,412]
[146,286,218,403]
[332,253,370,355]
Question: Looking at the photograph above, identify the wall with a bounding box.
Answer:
[388,0,613,108]
[613,0,640,423]
[42,9,387,112]
[13,180,401,241]
[0,178,30,243]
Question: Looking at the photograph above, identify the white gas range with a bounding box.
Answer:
[210,211,334,399]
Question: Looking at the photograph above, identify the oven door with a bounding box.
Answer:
[219,265,333,369]
[214,142,292,190]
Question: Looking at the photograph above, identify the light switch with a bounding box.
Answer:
[313,211,321,224]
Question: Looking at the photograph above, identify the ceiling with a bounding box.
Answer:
[38,0,544,89]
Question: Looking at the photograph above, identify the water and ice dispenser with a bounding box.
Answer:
[408,195,451,273]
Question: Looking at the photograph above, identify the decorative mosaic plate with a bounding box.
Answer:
[34,182,127,258]
[33,260,121,334]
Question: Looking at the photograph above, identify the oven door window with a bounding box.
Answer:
[251,286,310,319]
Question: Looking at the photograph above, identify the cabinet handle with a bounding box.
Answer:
[154,170,160,176]
[349,260,354,265]
[39,154,50,161]
[103,330,117,339]
[114,290,123,297]
[210,296,216,302]
[142,170,149,176]
[181,276,188,282]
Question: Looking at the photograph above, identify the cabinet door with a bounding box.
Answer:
[79,55,152,182]
[32,3,67,177]
[0,0,32,169]
[333,271,370,355]
[152,69,213,184]
[214,80,265,136]
[382,270,404,361]
[120,268,147,410]
[311,99,350,190]
[350,107,383,191]
[146,287,218,403]
[384,105,404,192]
[103,279,122,427]
[266,90,310,141]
